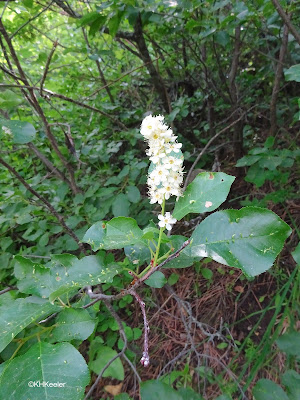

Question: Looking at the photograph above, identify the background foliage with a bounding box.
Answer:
[0,0,299,399]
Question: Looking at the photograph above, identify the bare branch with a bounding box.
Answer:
[40,39,58,94]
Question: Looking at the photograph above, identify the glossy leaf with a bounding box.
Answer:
[0,118,36,144]
[52,308,96,341]
[173,172,235,220]
[0,297,59,352]
[0,342,90,399]
[188,207,291,277]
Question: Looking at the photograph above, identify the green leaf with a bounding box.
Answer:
[14,254,119,302]
[0,118,36,144]
[253,379,289,400]
[201,267,213,280]
[162,235,201,269]
[145,271,167,288]
[168,273,179,285]
[214,31,230,47]
[126,185,141,203]
[90,345,124,380]
[112,194,130,217]
[0,297,59,352]
[89,15,107,37]
[0,89,23,109]
[282,370,300,400]
[77,11,101,27]
[52,308,96,341]
[292,243,300,265]
[285,64,300,82]
[173,172,235,220]
[141,380,183,400]
[81,221,106,251]
[0,342,90,399]
[178,387,204,400]
[104,217,144,250]
[188,207,291,277]
[49,255,120,303]
[276,331,300,357]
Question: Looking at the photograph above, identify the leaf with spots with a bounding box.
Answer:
[82,217,146,250]
[48,255,120,303]
[81,221,106,251]
[14,254,120,303]
[0,297,59,352]
[187,207,291,277]
[52,308,96,341]
[173,172,235,220]
[0,342,90,399]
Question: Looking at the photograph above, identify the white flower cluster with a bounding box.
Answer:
[140,115,184,205]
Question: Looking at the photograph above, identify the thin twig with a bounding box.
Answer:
[0,83,127,130]
[271,0,300,45]
[85,239,191,302]
[0,286,17,296]
[10,1,54,39]
[40,40,58,94]
[129,290,150,367]
[183,106,256,191]
[0,157,87,254]
[84,301,127,400]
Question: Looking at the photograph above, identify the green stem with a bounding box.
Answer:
[138,198,166,278]
[153,197,165,268]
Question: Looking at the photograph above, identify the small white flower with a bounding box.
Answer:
[140,114,184,204]
[165,142,182,154]
[158,212,177,231]
[162,155,183,171]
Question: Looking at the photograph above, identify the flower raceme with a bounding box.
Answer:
[140,114,184,231]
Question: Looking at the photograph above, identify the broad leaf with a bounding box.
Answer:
[188,207,291,277]
[105,217,144,249]
[52,308,96,341]
[145,271,167,288]
[0,118,36,144]
[0,342,90,399]
[0,297,59,352]
[141,380,183,400]
[285,64,300,82]
[282,370,300,400]
[82,217,145,250]
[276,331,300,357]
[14,254,120,303]
[90,345,124,380]
[161,235,201,269]
[81,221,106,251]
[253,379,289,400]
[173,172,235,220]
[49,255,120,303]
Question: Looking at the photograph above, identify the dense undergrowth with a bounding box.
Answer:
[0,1,299,399]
